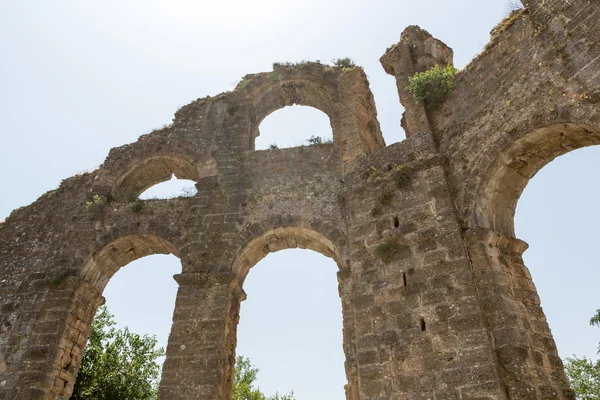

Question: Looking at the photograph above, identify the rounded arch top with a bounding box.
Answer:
[232,62,384,161]
[469,122,600,236]
[80,233,180,294]
[252,78,337,130]
[111,154,217,201]
[243,65,341,150]
[232,226,343,284]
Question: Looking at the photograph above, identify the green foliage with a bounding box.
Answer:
[307,135,323,145]
[236,78,253,90]
[366,166,381,181]
[233,356,295,400]
[268,143,279,150]
[375,238,410,265]
[408,64,457,109]
[371,206,382,217]
[378,191,394,207]
[565,357,600,399]
[564,309,600,399]
[272,60,313,70]
[332,57,356,71]
[51,270,73,287]
[85,194,106,215]
[588,309,599,331]
[376,239,398,265]
[393,164,411,188]
[130,200,144,213]
[70,305,165,400]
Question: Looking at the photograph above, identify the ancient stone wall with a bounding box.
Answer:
[1,0,599,398]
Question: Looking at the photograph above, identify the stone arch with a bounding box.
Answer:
[229,224,361,398]
[249,79,338,151]
[233,226,343,282]
[470,122,600,236]
[50,233,181,399]
[111,154,217,201]
[461,121,600,397]
[236,63,384,162]
[80,233,180,293]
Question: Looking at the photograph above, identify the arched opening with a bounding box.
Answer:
[249,78,337,151]
[515,146,600,364]
[255,105,333,150]
[55,234,181,399]
[139,174,197,200]
[232,227,351,399]
[111,155,216,201]
[466,122,600,396]
[236,249,346,399]
[472,123,600,236]
[101,254,181,367]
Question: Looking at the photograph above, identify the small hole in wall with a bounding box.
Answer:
[420,317,426,332]
[386,164,392,172]
[393,216,399,228]
[402,272,407,287]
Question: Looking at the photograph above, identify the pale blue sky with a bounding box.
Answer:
[1,1,599,398]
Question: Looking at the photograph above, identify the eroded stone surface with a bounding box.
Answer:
[1,1,598,398]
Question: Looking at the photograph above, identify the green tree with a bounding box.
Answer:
[233,355,295,400]
[70,305,165,400]
[564,309,600,399]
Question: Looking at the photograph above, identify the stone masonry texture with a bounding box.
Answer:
[1,1,599,398]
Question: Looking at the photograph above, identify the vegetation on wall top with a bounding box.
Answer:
[408,64,457,109]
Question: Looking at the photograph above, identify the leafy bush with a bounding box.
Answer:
[393,164,411,188]
[378,191,394,206]
[130,200,144,213]
[332,57,356,71]
[85,194,106,215]
[408,64,457,109]
[307,135,323,145]
[376,238,411,264]
[366,166,381,181]
[268,143,279,150]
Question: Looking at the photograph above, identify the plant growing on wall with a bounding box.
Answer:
[307,135,323,145]
[408,64,457,109]
[332,57,356,71]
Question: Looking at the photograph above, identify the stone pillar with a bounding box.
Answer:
[158,271,246,400]
[338,267,360,400]
[464,227,575,399]
[0,271,104,400]
[336,67,386,164]
[380,26,453,142]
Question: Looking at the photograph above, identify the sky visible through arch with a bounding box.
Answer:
[1,1,599,398]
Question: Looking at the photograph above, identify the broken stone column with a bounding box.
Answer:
[380,26,453,143]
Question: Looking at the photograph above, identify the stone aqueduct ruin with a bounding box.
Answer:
[1,1,600,399]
